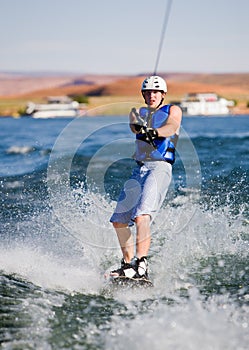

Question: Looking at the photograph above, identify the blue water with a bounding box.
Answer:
[0,113,249,349]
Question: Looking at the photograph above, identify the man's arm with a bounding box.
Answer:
[157,105,182,137]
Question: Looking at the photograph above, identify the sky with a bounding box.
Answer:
[1,0,249,75]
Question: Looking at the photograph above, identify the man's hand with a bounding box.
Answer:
[129,108,158,140]
[132,123,143,133]
[129,108,144,133]
[137,127,158,145]
[145,127,158,140]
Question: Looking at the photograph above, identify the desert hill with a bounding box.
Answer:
[0,72,248,115]
[1,72,249,98]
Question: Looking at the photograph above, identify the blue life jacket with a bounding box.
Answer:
[135,104,178,164]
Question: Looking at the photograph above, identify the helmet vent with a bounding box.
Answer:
[141,75,167,93]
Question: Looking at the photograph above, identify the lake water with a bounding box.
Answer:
[0,112,249,349]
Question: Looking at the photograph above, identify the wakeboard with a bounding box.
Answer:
[109,275,153,288]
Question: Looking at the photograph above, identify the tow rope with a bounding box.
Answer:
[153,0,173,75]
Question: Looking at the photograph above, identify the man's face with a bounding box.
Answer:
[142,90,165,109]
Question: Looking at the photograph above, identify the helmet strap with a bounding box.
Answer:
[156,97,164,109]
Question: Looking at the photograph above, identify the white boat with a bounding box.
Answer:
[26,96,84,118]
[180,93,234,116]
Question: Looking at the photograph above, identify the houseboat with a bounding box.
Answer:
[25,96,84,118]
[179,93,234,116]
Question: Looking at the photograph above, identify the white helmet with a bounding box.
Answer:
[141,75,167,93]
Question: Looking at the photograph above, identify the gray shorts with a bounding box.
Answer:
[110,161,172,226]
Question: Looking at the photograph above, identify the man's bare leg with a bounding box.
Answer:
[112,222,134,263]
[135,214,151,258]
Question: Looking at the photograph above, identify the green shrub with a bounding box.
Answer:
[17,106,27,116]
[72,95,89,104]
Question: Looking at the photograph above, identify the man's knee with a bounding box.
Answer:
[134,214,151,224]
[112,222,129,229]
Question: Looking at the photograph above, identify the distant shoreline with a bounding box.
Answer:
[0,72,248,117]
